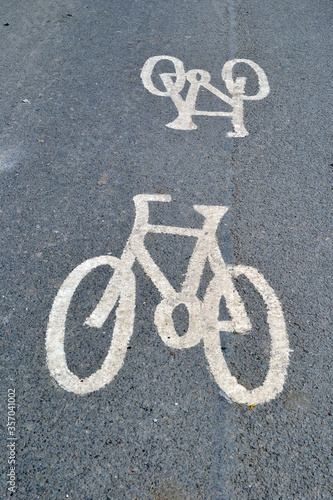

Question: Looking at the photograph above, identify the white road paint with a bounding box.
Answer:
[46,195,289,404]
[0,149,21,173]
[46,256,135,394]
[141,56,270,137]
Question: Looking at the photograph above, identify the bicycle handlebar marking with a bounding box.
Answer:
[140,56,270,137]
[46,194,290,405]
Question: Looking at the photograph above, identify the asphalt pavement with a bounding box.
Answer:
[1,0,332,498]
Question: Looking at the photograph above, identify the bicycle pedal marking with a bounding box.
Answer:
[140,56,270,137]
[46,194,290,405]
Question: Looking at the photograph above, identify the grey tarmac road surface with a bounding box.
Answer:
[1,0,332,498]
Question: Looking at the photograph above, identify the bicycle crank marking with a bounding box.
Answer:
[140,56,270,137]
[46,194,290,405]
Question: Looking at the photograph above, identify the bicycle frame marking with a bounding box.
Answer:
[46,195,290,405]
[140,56,270,137]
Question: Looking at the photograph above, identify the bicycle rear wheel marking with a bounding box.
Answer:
[46,256,135,395]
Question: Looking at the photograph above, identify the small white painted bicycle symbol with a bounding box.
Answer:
[141,56,270,137]
[46,195,290,405]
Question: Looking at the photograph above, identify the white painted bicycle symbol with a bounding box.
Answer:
[46,195,290,405]
[141,56,270,137]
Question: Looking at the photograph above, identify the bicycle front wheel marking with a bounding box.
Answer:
[46,255,135,395]
[203,265,290,405]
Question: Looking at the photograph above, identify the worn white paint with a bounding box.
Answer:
[46,256,135,394]
[46,195,289,404]
[140,56,270,137]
